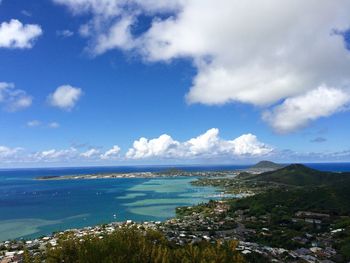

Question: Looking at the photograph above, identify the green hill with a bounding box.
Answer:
[247,164,350,186]
[231,180,350,216]
[237,161,285,179]
[249,161,285,170]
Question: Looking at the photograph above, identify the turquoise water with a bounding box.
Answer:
[0,167,223,241]
[1,163,349,241]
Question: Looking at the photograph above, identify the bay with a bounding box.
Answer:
[1,163,349,241]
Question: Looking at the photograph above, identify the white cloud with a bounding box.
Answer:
[48,85,82,110]
[33,148,79,162]
[0,146,23,160]
[91,15,136,55]
[0,19,42,49]
[30,145,120,162]
[56,29,74,38]
[140,1,350,106]
[2,145,119,163]
[229,134,273,156]
[100,145,121,160]
[126,134,180,159]
[81,148,100,158]
[53,0,183,17]
[263,86,350,133]
[126,128,273,160]
[52,0,350,132]
[4,140,350,165]
[48,122,60,128]
[53,0,123,17]
[0,82,33,111]
[52,0,186,54]
[184,128,219,157]
[27,120,41,127]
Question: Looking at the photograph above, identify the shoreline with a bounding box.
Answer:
[35,170,241,180]
[4,163,346,262]
[0,198,338,263]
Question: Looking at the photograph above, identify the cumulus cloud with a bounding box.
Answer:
[91,15,136,55]
[81,148,100,158]
[229,134,274,156]
[263,86,350,133]
[0,19,42,48]
[4,139,350,164]
[126,128,273,160]
[48,85,82,110]
[52,0,188,55]
[100,145,121,160]
[53,0,124,17]
[33,148,79,162]
[52,0,350,132]
[0,82,32,111]
[1,145,120,163]
[0,146,23,160]
[126,134,180,159]
[140,1,350,106]
[54,0,184,14]
[32,146,120,162]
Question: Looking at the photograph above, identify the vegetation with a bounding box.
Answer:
[189,163,350,259]
[176,200,218,218]
[223,173,350,258]
[247,164,350,186]
[17,163,350,262]
[192,176,283,195]
[28,228,245,263]
[154,168,186,176]
[230,183,350,216]
[249,161,285,170]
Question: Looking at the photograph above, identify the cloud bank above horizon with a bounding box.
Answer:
[1,126,349,166]
[0,128,273,165]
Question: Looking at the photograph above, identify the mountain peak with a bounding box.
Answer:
[250,161,284,169]
[283,163,316,172]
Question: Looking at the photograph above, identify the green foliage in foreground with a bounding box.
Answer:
[27,228,245,263]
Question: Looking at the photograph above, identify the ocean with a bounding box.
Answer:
[0,163,349,241]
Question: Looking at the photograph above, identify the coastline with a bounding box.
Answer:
[3,163,349,262]
[35,170,240,180]
[0,197,339,263]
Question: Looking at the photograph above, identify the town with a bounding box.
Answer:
[1,199,346,263]
[35,169,240,180]
[2,162,350,262]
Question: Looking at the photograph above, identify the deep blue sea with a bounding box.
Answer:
[0,163,349,241]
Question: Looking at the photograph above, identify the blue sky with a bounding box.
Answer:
[1,0,350,167]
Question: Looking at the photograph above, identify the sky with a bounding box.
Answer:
[0,0,350,167]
